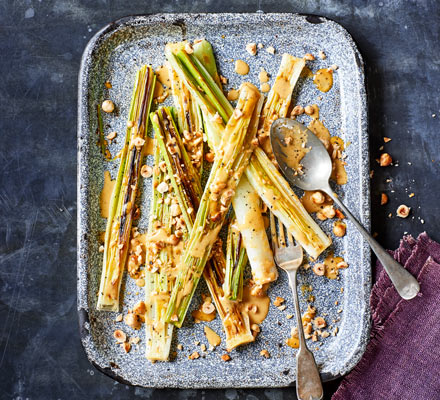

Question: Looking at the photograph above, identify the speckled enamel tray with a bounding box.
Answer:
[77,13,370,389]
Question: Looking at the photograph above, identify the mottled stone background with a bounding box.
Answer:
[0,1,439,399]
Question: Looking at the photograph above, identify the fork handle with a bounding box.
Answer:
[287,269,323,400]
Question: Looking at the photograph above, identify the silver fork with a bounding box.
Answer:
[270,212,323,400]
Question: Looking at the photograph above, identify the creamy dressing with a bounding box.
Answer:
[100,170,115,218]
[240,285,270,325]
[260,83,270,93]
[300,66,314,79]
[259,68,270,83]
[280,124,311,171]
[204,326,221,346]
[300,191,333,214]
[313,68,333,92]
[324,252,345,279]
[272,77,291,99]
[227,89,239,101]
[143,137,155,156]
[234,60,250,75]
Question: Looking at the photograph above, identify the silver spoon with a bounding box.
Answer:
[270,118,420,300]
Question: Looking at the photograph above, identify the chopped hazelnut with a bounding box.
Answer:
[130,336,140,344]
[333,221,346,237]
[115,314,123,322]
[246,42,257,55]
[311,191,325,205]
[121,342,131,353]
[318,50,326,59]
[170,203,182,217]
[124,313,142,330]
[113,329,127,343]
[201,302,215,314]
[304,105,314,115]
[322,205,336,219]
[304,53,315,61]
[177,344,183,351]
[266,46,275,54]
[184,42,194,54]
[106,131,117,141]
[396,204,410,218]
[99,245,105,253]
[189,351,200,360]
[221,354,231,362]
[260,349,270,358]
[383,137,392,143]
[313,263,325,276]
[156,181,169,194]
[321,331,330,338]
[304,323,313,335]
[132,137,145,148]
[336,261,348,269]
[170,314,179,322]
[140,164,153,179]
[291,105,304,117]
[381,193,388,205]
[105,81,112,89]
[204,152,215,163]
[251,323,260,332]
[200,344,207,351]
[127,120,135,128]
[257,43,264,49]
[102,100,115,113]
[273,296,285,307]
[220,75,228,84]
[379,153,392,166]
[313,317,327,329]
[133,301,146,316]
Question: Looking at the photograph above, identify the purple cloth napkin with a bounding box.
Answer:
[332,233,440,400]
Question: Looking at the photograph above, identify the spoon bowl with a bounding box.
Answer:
[270,118,332,191]
[270,117,420,300]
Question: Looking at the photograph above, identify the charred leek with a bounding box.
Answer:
[97,65,155,311]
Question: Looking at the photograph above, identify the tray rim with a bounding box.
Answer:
[77,12,370,389]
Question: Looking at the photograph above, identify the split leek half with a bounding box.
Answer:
[149,106,254,351]
[166,43,331,259]
[97,65,155,311]
[257,54,306,162]
[144,145,175,361]
[165,83,264,327]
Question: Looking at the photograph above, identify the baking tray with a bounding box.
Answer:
[77,13,370,389]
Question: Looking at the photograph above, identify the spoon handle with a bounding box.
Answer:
[324,186,420,300]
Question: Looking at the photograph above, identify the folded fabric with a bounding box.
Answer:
[332,233,440,400]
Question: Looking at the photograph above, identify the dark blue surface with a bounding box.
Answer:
[1,1,439,399]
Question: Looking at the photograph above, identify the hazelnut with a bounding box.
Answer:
[121,342,131,353]
[124,313,142,330]
[106,131,117,141]
[333,221,346,237]
[170,203,182,217]
[266,46,275,54]
[291,105,304,116]
[337,261,348,269]
[113,329,127,343]
[380,193,388,205]
[311,191,325,205]
[304,105,314,115]
[133,301,146,316]
[260,349,270,358]
[184,42,194,54]
[141,165,153,179]
[273,296,285,307]
[221,354,231,362]
[304,53,315,61]
[396,204,410,218]
[189,351,200,360]
[313,263,325,276]
[202,302,215,314]
[156,181,169,194]
[246,43,257,56]
[379,153,392,166]
[322,205,336,219]
[102,100,115,113]
[204,152,215,163]
[313,316,327,329]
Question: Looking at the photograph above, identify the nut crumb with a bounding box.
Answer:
[409,193,415,198]
[273,296,285,307]
[106,131,117,141]
[121,342,131,353]
[304,53,315,61]
[277,305,287,311]
[381,193,388,205]
[304,105,314,115]
[313,317,327,329]
[105,81,112,89]
[184,42,194,54]
[318,50,326,59]
[113,329,127,343]
[177,344,183,351]
[384,137,392,143]
[130,336,140,344]
[260,349,270,358]
[189,351,200,360]
[291,105,304,116]
[102,100,115,113]
[141,165,153,179]
[115,314,123,322]
[200,344,207,351]
[379,153,392,166]
[99,245,104,253]
[286,314,293,320]
[313,263,325,276]
[266,46,275,54]
[221,354,231,362]
[397,204,410,218]
[321,331,330,338]
[257,43,264,49]
[333,221,346,237]
[251,323,260,332]
[337,261,348,269]
[246,42,257,56]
